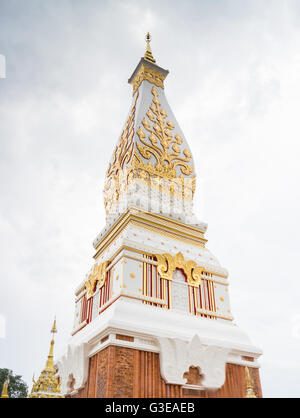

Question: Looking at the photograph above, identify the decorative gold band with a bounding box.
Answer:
[130,64,166,95]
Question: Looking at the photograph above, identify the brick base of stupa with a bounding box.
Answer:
[67,345,262,398]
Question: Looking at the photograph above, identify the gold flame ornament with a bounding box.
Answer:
[155,252,203,287]
[85,261,109,299]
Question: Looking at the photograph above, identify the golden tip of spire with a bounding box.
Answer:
[144,32,156,64]
[51,317,57,334]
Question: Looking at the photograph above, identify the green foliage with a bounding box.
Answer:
[0,368,28,398]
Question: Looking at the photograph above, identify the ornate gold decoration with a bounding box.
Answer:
[155,252,203,287]
[29,318,64,398]
[85,261,109,299]
[104,91,139,211]
[245,367,257,398]
[104,78,196,214]
[131,64,166,95]
[1,379,9,398]
[132,86,195,197]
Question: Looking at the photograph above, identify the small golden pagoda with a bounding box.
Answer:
[1,379,9,398]
[29,318,64,398]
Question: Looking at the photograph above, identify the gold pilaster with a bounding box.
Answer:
[245,367,257,398]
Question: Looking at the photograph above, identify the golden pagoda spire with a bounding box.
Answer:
[1,378,9,398]
[51,317,57,334]
[45,317,57,370]
[245,366,257,398]
[144,32,156,63]
[28,317,64,398]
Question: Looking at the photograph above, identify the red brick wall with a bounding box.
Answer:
[68,346,262,398]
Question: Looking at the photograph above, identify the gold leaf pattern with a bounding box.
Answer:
[103,82,196,214]
[85,261,109,299]
[130,64,166,95]
[104,92,139,210]
[133,86,194,181]
[155,252,203,287]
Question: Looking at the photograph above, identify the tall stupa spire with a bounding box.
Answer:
[29,318,64,398]
[102,32,198,231]
[45,317,57,370]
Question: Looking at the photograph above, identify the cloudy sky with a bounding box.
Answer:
[0,0,300,398]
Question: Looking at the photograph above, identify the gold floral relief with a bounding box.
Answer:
[103,80,196,214]
[131,64,166,95]
[133,86,194,182]
[85,261,109,299]
[104,92,139,210]
[155,252,204,287]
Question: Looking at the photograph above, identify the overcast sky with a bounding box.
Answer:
[0,0,300,398]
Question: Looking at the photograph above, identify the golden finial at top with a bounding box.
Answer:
[144,32,156,63]
[51,317,57,335]
[46,317,57,371]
